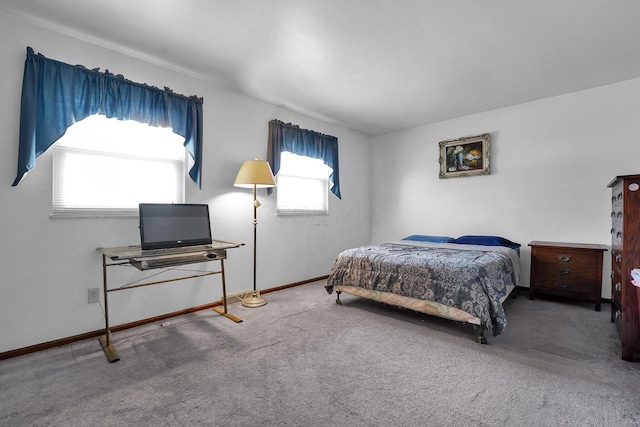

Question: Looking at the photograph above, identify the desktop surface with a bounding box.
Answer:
[98,240,242,261]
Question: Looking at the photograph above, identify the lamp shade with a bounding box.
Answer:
[234,159,276,188]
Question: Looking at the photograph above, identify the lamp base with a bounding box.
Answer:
[242,290,267,308]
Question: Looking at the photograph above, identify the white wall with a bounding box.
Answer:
[0,13,371,353]
[372,78,640,298]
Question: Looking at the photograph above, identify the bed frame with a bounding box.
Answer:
[329,284,516,344]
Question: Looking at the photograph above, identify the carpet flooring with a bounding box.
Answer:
[1,281,639,426]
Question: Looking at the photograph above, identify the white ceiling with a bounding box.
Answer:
[2,0,640,136]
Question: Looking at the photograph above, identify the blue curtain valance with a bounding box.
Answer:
[12,47,204,187]
[267,119,341,199]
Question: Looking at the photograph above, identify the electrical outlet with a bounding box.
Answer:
[88,288,100,304]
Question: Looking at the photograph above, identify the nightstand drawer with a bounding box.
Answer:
[532,248,599,268]
[532,263,599,295]
[535,266,596,300]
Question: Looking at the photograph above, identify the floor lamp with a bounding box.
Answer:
[234,159,276,307]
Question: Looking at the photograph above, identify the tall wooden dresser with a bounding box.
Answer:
[608,174,640,362]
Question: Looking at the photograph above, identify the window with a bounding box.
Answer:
[52,115,186,217]
[266,120,340,215]
[276,152,331,215]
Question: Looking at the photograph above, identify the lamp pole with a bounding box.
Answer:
[252,183,258,299]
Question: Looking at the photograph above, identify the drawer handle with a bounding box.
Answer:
[617,231,622,239]
[559,268,570,275]
[618,193,623,200]
[616,253,622,263]
[615,282,621,291]
[617,211,623,218]
[559,283,569,288]
[558,255,570,262]
[611,228,615,234]
[616,310,621,319]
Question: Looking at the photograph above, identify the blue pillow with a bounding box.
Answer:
[402,235,455,243]
[452,235,521,254]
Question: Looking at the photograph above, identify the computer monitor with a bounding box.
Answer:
[139,203,212,250]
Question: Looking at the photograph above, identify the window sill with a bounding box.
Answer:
[51,209,138,218]
[277,210,329,217]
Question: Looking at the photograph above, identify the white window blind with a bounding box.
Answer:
[52,115,186,217]
[276,151,330,215]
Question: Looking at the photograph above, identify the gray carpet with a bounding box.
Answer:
[1,282,639,426]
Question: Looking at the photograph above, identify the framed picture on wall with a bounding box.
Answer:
[438,133,490,179]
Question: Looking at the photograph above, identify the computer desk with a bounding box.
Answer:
[96,239,243,363]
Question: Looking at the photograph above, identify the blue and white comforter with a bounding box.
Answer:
[325,241,521,336]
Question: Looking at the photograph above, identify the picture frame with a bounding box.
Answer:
[438,133,490,179]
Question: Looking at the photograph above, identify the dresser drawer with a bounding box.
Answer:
[612,246,622,261]
[611,267,622,331]
[611,267,622,310]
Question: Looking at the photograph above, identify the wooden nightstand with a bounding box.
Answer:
[528,241,607,311]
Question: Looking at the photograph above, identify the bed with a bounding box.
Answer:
[324,235,522,343]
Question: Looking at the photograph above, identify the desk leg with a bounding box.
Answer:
[99,254,120,363]
[212,258,243,323]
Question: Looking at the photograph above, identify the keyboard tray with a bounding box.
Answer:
[131,252,213,270]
